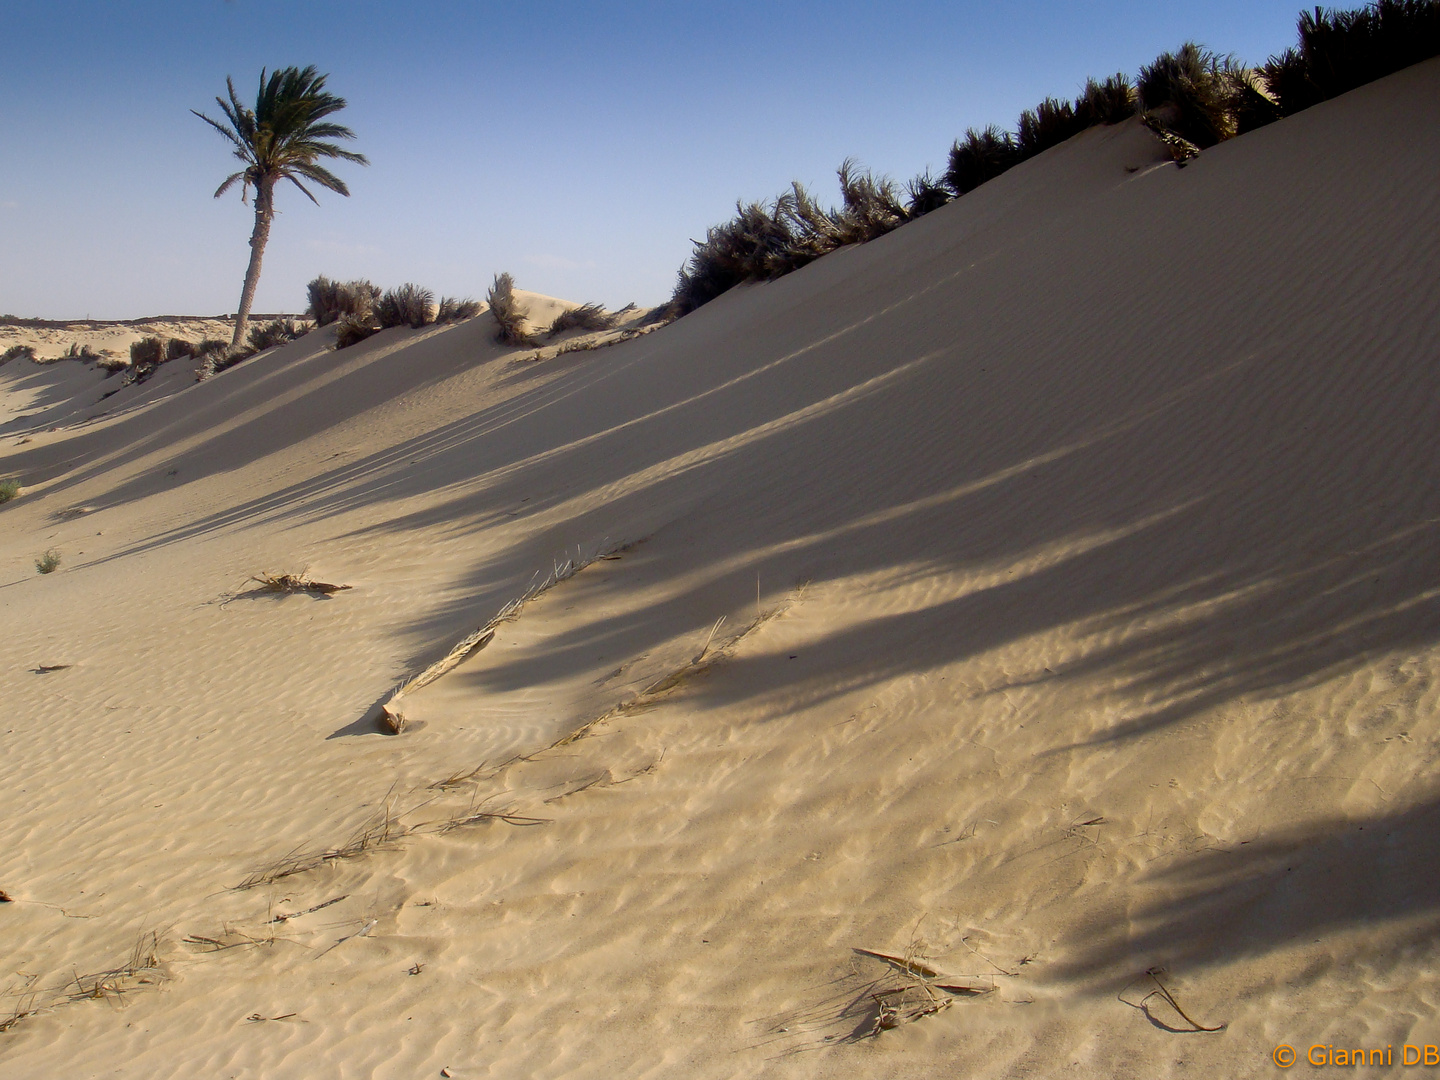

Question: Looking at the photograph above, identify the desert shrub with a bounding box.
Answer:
[62,342,104,361]
[2,344,36,363]
[1017,97,1089,159]
[944,126,1021,195]
[1263,0,1440,115]
[547,302,619,336]
[334,313,380,349]
[166,338,196,361]
[1137,43,1252,148]
[128,336,167,381]
[247,319,305,352]
[1075,74,1138,126]
[0,479,19,503]
[670,201,790,315]
[835,159,910,242]
[436,296,482,322]
[306,276,381,326]
[905,170,951,217]
[375,284,435,330]
[487,273,540,346]
[35,549,60,574]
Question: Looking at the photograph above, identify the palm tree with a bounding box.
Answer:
[193,66,368,349]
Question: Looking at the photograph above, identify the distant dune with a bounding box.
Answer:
[2,58,1438,1080]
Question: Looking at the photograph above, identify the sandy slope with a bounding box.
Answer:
[3,61,1440,1079]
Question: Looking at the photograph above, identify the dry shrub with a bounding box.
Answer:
[487,273,539,346]
[1075,73,1138,125]
[1264,0,1440,115]
[546,302,618,336]
[1137,43,1251,148]
[375,283,435,329]
[944,126,1020,195]
[437,296,481,322]
[334,313,380,349]
[247,319,306,352]
[2,345,36,363]
[306,276,381,326]
[905,170,950,217]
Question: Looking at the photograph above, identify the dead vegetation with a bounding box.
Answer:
[1,930,166,1037]
[248,572,351,596]
[1119,967,1226,1032]
[236,788,411,889]
[515,323,662,364]
[486,272,541,347]
[377,541,629,734]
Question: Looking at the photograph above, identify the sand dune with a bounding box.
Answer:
[2,60,1439,1078]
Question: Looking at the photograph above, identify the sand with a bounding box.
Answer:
[2,59,1439,1079]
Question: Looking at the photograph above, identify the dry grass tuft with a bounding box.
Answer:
[1,345,36,364]
[65,932,164,1005]
[236,791,409,889]
[546,302,619,336]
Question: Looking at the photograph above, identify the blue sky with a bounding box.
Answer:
[2,1,1306,318]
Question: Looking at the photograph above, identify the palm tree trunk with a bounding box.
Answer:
[231,177,275,349]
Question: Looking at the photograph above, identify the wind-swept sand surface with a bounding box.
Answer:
[2,59,1439,1079]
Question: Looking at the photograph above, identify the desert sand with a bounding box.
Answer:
[2,58,1439,1079]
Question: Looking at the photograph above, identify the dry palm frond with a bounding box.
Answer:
[249,572,351,595]
[379,542,625,733]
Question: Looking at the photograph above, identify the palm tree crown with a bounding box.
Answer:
[194,66,367,348]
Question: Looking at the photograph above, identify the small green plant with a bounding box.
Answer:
[35,550,60,574]
[0,479,20,503]
[375,284,435,329]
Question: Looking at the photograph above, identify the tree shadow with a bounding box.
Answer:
[1055,793,1440,989]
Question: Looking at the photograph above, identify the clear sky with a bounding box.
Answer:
[2,1,1307,319]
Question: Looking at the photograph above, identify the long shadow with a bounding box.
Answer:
[1053,792,1440,987]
